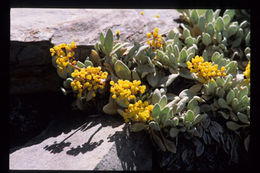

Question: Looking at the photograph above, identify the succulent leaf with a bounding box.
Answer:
[114,60,131,80]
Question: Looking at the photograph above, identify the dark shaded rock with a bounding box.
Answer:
[10,41,94,95]
[94,128,152,171]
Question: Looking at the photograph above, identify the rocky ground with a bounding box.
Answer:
[9,8,180,170]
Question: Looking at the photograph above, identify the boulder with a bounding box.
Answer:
[9,114,152,170]
[11,9,180,45]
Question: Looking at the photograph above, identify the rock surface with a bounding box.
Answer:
[11,8,180,45]
[9,114,152,170]
[10,9,180,95]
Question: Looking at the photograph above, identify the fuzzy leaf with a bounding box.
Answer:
[168,30,175,39]
[159,95,168,108]
[63,78,73,89]
[152,132,166,151]
[84,60,93,67]
[244,135,250,152]
[114,60,131,80]
[76,61,86,68]
[205,10,214,23]
[228,25,238,37]
[164,138,177,153]
[223,14,231,26]
[179,48,187,63]
[131,123,146,132]
[103,96,118,115]
[226,121,242,131]
[193,113,207,125]
[202,32,211,46]
[245,31,250,46]
[179,89,194,99]
[169,128,179,138]
[131,68,140,81]
[198,16,206,32]
[100,32,105,45]
[152,89,161,104]
[206,23,215,36]
[190,10,199,24]
[238,86,249,100]
[57,68,67,79]
[218,98,229,109]
[224,9,235,21]
[176,97,189,114]
[185,110,195,122]
[104,29,114,55]
[147,71,163,88]
[237,112,249,124]
[160,73,179,87]
[215,17,224,32]
[188,98,198,110]
[226,90,235,105]
[152,104,160,120]
[149,121,160,131]
[173,117,179,126]
[160,107,170,124]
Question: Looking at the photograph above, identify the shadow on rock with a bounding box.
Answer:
[95,125,152,171]
[42,114,123,155]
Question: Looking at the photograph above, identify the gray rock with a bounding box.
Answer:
[9,114,152,170]
[11,9,180,45]
[94,130,152,171]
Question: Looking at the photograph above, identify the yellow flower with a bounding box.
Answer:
[146,33,151,38]
[187,56,227,83]
[71,66,108,98]
[116,30,120,35]
[110,80,146,103]
[155,14,159,18]
[140,11,144,15]
[243,61,250,83]
[123,100,154,123]
[154,27,159,33]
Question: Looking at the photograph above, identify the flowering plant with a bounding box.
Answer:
[49,9,250,169]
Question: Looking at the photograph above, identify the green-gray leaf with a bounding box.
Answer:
[152,104,161,120]
[114,60,131,80]
[169,128,179,138]
[215,17,224,32]
[104,29,114,55]
[226,121,242,131]
[131,123,146,132]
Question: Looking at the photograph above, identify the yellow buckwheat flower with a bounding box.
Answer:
[110,80,146,103]
[123,100,154,123]
[116,30,120,35]
[140,11,144,15]
[243,61,250,83]
[71,66,108,98]
[147,27,163,51]
[50,41,77,71]
[155,14,159,18]
[187,56,227,83]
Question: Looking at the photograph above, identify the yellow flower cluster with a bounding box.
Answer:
[123,100,154,123]
[187,56,227,83]
[50,42,77,70]
[110,80,146,104]
[155,14,159,18]
[243,61,250,83]
[71,66,108,98]
[146,27,163,50]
